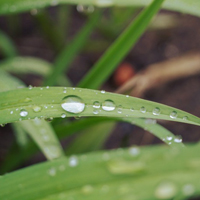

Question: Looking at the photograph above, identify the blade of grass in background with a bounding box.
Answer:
[0,57,72,86]
[78,0,164,89]
[0,70,65,160]
[33,9,65,51]
[1,144,200,200]
[0,30,17,58]
[43,11,101,86]
[0,0,200,18]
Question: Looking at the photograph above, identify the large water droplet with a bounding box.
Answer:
[69,156,78,167]
[170,111,177,119]
[20,109,28,117]
[61,96,85,114]
[93,101,100,108]
[102,100,115,111]
[33,106,42,113]
[155,181,177,199]
[153,107,160,115]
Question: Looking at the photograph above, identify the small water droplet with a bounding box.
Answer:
[101,90,105,94]
[93,101,100,108]
[130,108,134,112]
[126,95,129,98]
[48,167,56,176]
[40,87,43,90]
[170,111,177,119]
[77,4,94,13]
[117,105,122,113]
[155,181,177,199]
[33,106,42,113]
[10,111,13,114]
[102,100,115,111]
[61,113,66,118]
[46,86,49,89]
[129,147,140,157]
[28,85,33,89]
[24,97,32,103]
[45,117,53,122]
[183,116,188,121]
[145,119,156,124]
[166,136,173,141]
[140,107,146,113]
[81,185,94,194]
[20,109,28,117]
[182,184,195,196]
[61,96,85,114]
[174,135,182,143]
[153,107,160,115]
[93,109,99,115]
[69,156,78,167]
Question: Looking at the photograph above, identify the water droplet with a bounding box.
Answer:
[170,111,177,119]
[40,87,43,90]
[130,108,134,112]
[93,109,99,115]
[33,106,42,113]
[46,86,49,89]
[117,105,122,113]
[45,117,53,122]
[129,147,140,157]
[81,185,94,194]
[182,184,195,196]
[166,136,173,141]
[155,181,177,199]
[140,107,146,113]
[102,100,115,111]
[183,116,188,121]
[24,97,32,103]
[10,111,13,114]
[61,96,85,114]
[61,113,66,118]
[126,95,129,98]
[69,156,78,167]
[95,0,114,7]
[48,167,56,176]
[153,107,160,115]
[101,90,105,94]
[77,4,94,13]
[28,85,33,89]
[108,159,145,175]
[93,101,100,108]
[174,135,182,143]
[51,0,58,6]
[44,146,61,159]
[20,109,28,117]
[59,165,66,171]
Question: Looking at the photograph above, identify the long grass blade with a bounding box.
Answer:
[1,144,200,200]
[78,0,164,89]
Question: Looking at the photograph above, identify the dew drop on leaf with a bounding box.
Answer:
[95,0,114,7]
[69,156,78,167]
[93,109,99,115]
[93,101,100,108]
[170,111,177,119]
[129,147,140,157]
[20,109,28,117]
[33,106,42,113]
[48,167,56,176]
[153,107,160,115]
[101,90,105,94]
[140,107,146,113]
[117,105,122,114]
[174,135,182,143]
[182,184,195,196]
[61,96,85,114]
[102,100,115,111]
[61,113,66,118]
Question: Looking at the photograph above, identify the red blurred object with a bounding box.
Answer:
[113,62,135,86]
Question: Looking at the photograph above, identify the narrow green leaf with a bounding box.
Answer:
[0,70,65,160]
[78,0,164,89]
[0,57,71,86]
[0,30,17,58]
[0,87,199,126]
[0,0,200,18]
[43,11,101,86]
[1,144,200,200]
